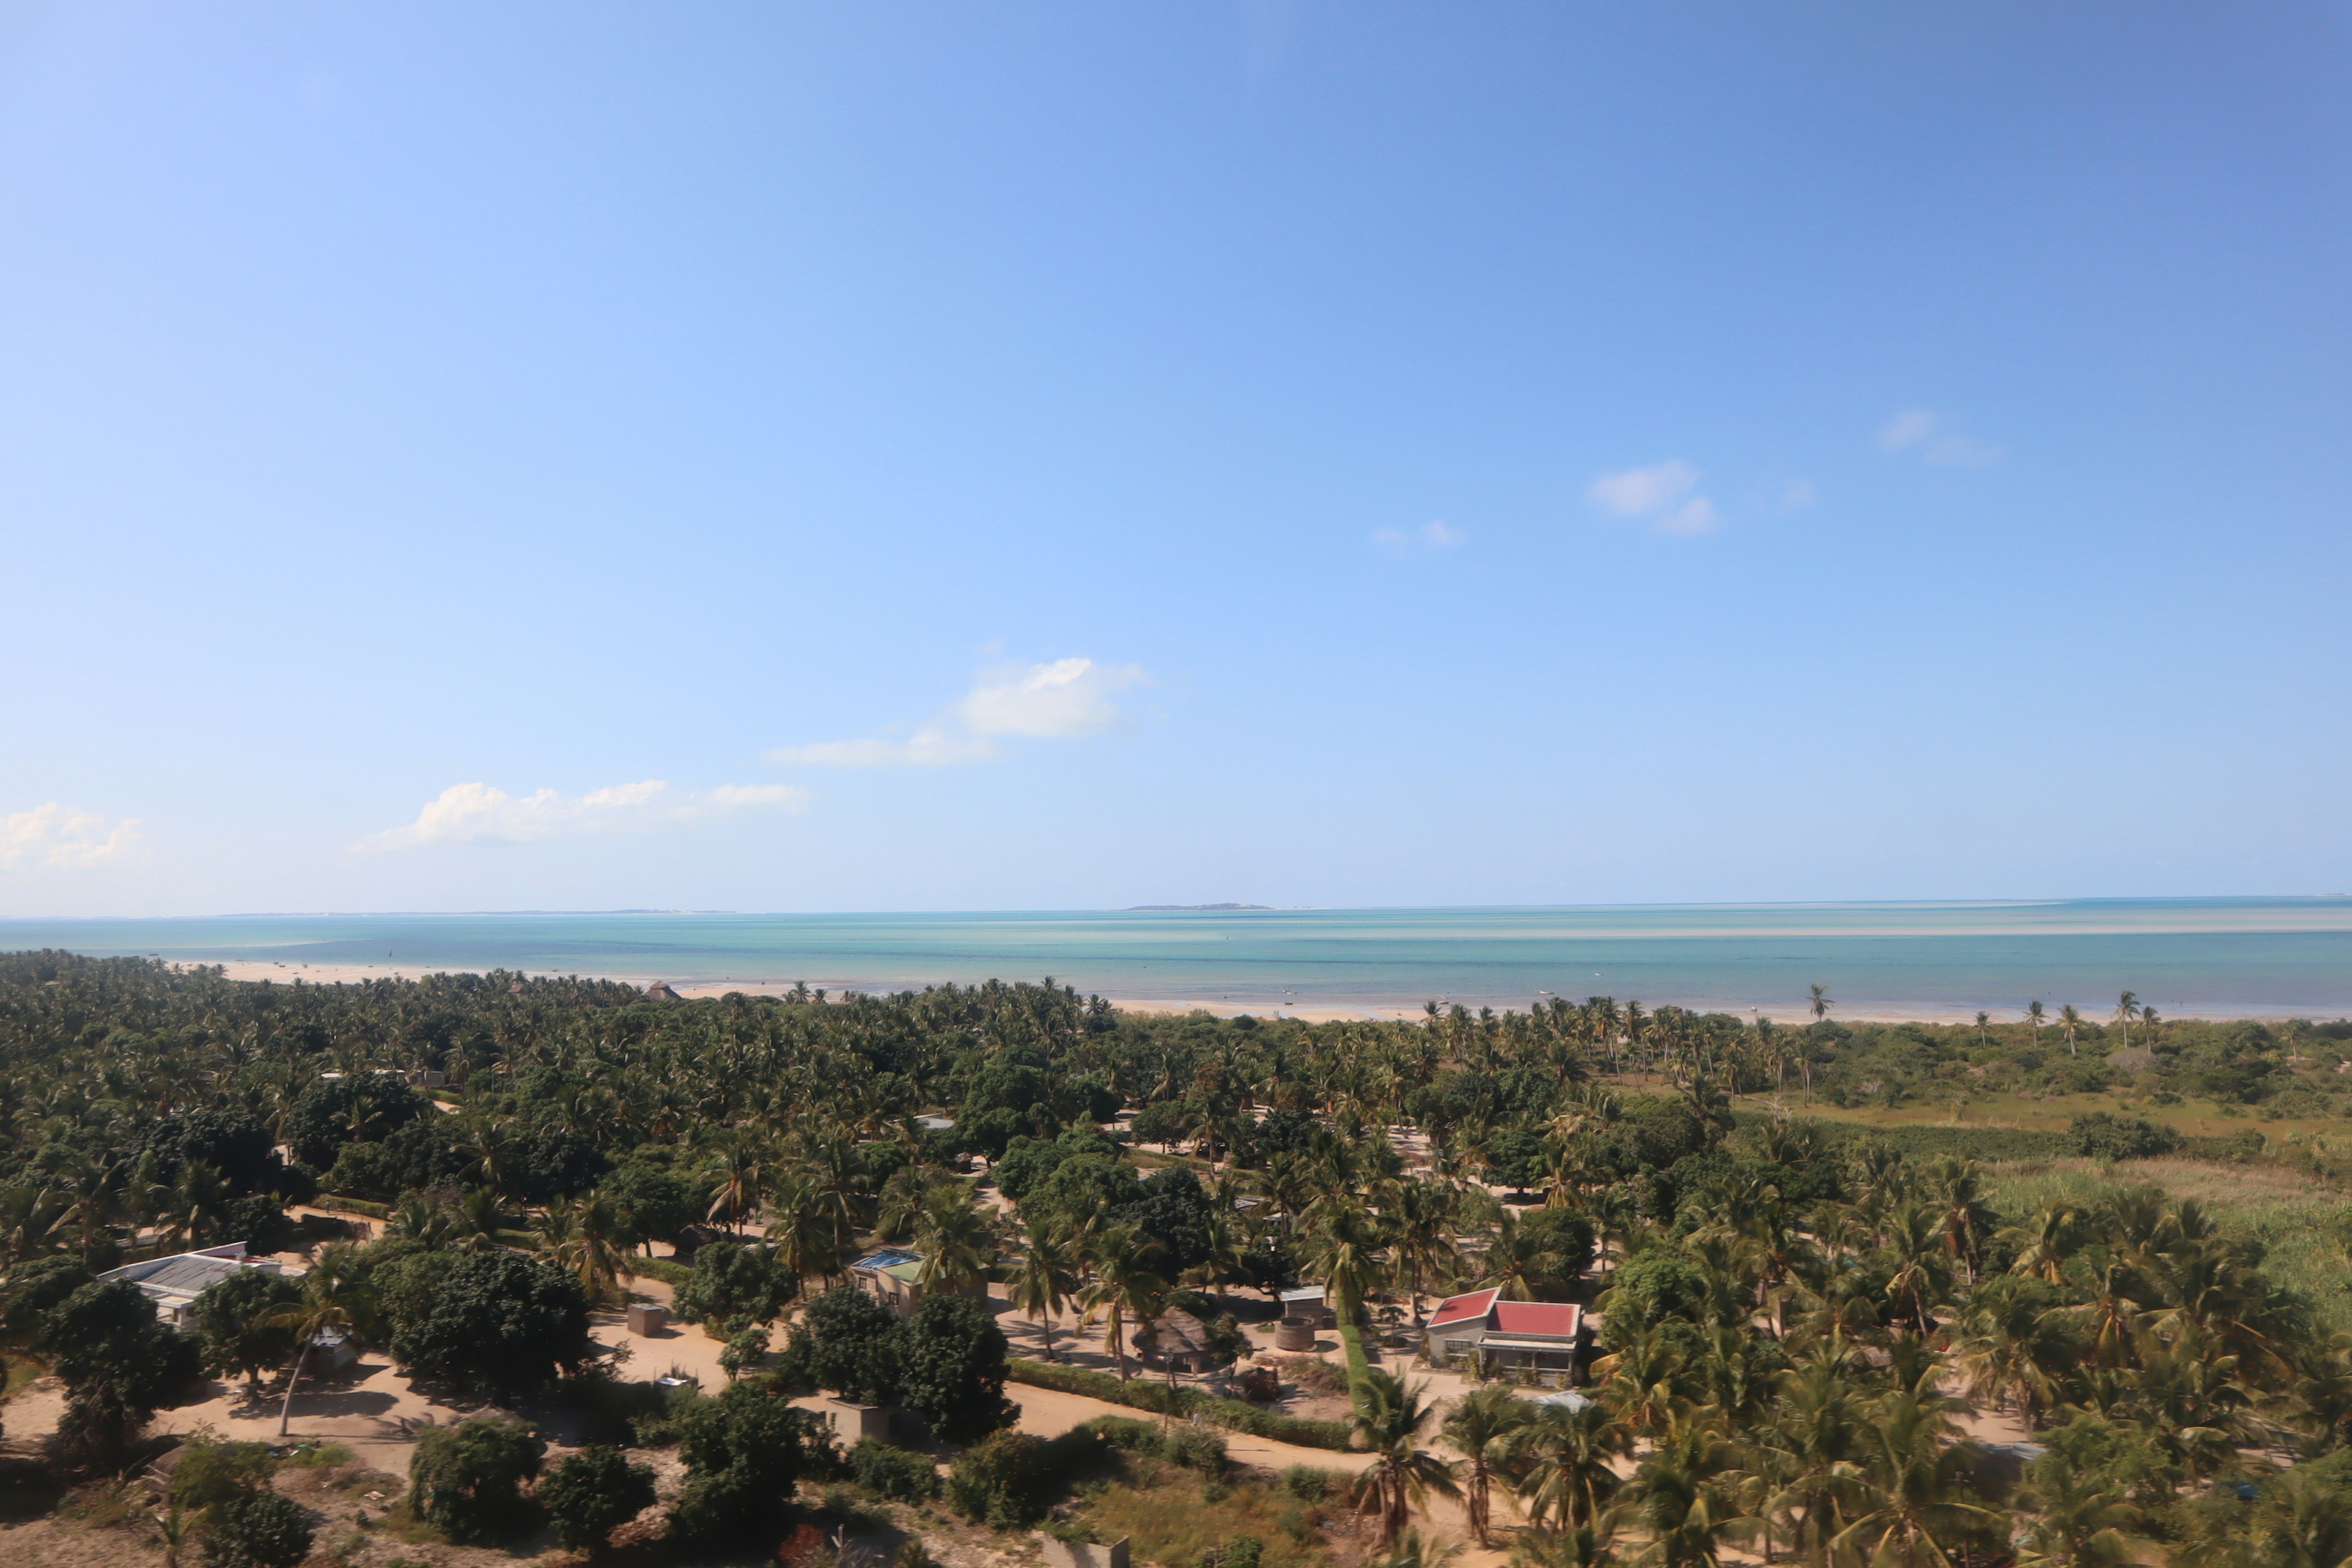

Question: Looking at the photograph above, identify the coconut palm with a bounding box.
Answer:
[2004,1200,2084,1285]
[1514,1395,1632,1531]
[263,1242,380,1437]
[1828,1390,2002,1568]
[2059,1004,2083,1055]
[1808,985,1833,1024]
[2113,992,2139,1046]
[1079,1221,1168,1381]
[914,1186,994,1294]
[1009,1220,1080,1362]
[2026,1000,2046,1040]
[1621,1420,1744,1568]
[537,1193,633,1302]
[2013,1468,2141,1568]
[1443,1383,1534,1546]
[1349,1369,1460,1548]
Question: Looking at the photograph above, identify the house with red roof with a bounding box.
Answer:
[1423,1287,1585,1385]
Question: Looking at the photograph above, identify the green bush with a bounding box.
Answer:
[0,1256,92,1341]
[1279,1464,1339,1501]
[671,1382,832,1544]
[383,1251,592,1403]
[1005,1360,1351,1450]
[947,1430,1054,1530]
[2070,1113,2181,1161]
[897,1294,1016,1444]
[409,1417,545,1544]
[794,1287,902,1406]
[200,1491,314,1568]
[170,1439,274,1512]
[537,1445,657,1553]
[673,1242,795,1330]
[849,1438,940,1502]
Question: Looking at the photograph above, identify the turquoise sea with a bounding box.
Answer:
[5,900,2351,1021]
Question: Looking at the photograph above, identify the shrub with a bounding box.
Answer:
[946,1430,1053,1530]
[897,1294,1016,1444]
[1597,1250,1714,1348]
[538,1445,657,1553]
[200,1490,314,1568]
[1164,1426,1228,1474]
[1004,1359,1351,1450]
[2070,1113,2181,1161]
[1280,1465,1338,1501]
[0,1256,92,1341]
[409,1417,545,1544]
[850,1438,940,1502]
[720,1325,770,1381]
[170,1439,274,1512]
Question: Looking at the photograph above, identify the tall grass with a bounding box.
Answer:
[1978,1156,2352,1332]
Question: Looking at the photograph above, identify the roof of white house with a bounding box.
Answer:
[100,1244,280,1309]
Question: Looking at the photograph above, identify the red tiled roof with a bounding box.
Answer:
[1427,1288,1502,1329]
[1491,1300,1581,1338]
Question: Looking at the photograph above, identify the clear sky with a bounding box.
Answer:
[4,4,2349,917]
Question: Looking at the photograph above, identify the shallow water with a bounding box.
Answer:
[7,899,2351,1020]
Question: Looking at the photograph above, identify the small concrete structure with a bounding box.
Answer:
[1273,1317,1318,1352]
[1280,1286,1336,1327]
[1424,1287,1585,1385]
[822,1398,895,1442]
[100,1245,282,1330]
[1042,1536,1131,1568]
[626,1302,670,1335]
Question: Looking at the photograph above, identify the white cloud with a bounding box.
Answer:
[356,778,809,852]
[961,657,1145,738]
[1776,478,1818,513]
[1878,409,2001,467]
[1588,461,1698,518]
[1588,461,1720,533]
[771,657,1148,767]
[1372,520,1468,557]
[1,804,142,871]
[769,729,1000,767]
[1653,497,1719,535]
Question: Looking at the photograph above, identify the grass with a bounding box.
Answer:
[1977,1156,2352,1332]
[1766,1087,2345,1142]
[1077,1457,1332,1568]
[1,1352,43,1402]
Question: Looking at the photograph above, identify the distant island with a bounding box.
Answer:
[1124,903,1271,911]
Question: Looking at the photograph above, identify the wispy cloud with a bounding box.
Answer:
[356,779,809,852]
[1588,461,1719,534]
[2,804,142,871]
[774,657,1148,767]
[1877,409,2001,467]
[1372,520,1468,558]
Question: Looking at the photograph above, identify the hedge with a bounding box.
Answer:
[313,1194,391,1219]
[1005,1359,1353,1451]
[630,1256,693,1287]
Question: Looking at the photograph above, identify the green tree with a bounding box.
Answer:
[1513,1397,1631,1532]
[40,1279,204,1461]
[1008,1221,1079,1362]
[897,1292,1016,1443]
[200,1490,314,1568]
[1442,1383,1533,1547]
[538,1445,658,1555]
[409,1417,545,1544]
[1080,1221,1169,1382]
[671,1382,828,1544]
[795,1284,903,1405]
[383,1250,590,1404]
[1349,1370,1459,1548]
[263,1242,380,1436]
[188,1267,301,1393]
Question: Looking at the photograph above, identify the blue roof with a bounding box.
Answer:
[856,1248,921,1270]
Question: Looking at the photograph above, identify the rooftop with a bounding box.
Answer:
[1427,1287,1502,1329]
[1491,1300,1581,1339]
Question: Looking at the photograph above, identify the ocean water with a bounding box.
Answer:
[6,900,2352,1022]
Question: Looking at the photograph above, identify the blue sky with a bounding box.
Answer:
[3,3,2349,916]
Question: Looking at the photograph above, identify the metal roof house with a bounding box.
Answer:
[1423,1287,1585,1385]
[847,1246,986,1319]
[100,1244,282,1330]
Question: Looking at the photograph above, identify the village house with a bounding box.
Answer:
[1422,1287,1585,1385]
[847,1246,987,1319]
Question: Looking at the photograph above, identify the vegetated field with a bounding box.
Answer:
[1076,1458,1335,1568]
[1967,1155,2352,1332]
[1762,1086,2348,1142]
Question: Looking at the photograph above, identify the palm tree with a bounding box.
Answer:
[151,1159,233,1250]
[1349,1370,1460,1548]
[2026,1000,2046,1041]
[2113,992,2139,1047]
[2013,1468,2141,1567]
[1482,1207,1567,1302]
[1443,1384,1534,1547]
[2059,1003,2083,1056]
[1828,1390,2002,1568]
[1080,1222,1167,1381]
[1808,985,1833,1024]
[1370,1531,1466,1568]
[706,1136,775,1238]
[1009,1221,1080,1362]
[1514,1395,1632,1531]
[1621,1421,1743,1568]
[538,1194,633,1303]
[1512,1524,1619,1568]
[2004,1200,2084,1284]
[766,1173,843,1297]
[263,1242,380,1437]
[1304,1199,1391,1334]
[914,1187,993,1295]
[1973,1011,1992,1044]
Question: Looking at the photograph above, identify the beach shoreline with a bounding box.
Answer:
[173,960,2329,1027]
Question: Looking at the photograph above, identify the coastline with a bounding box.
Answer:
[179,960,2326,1026]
